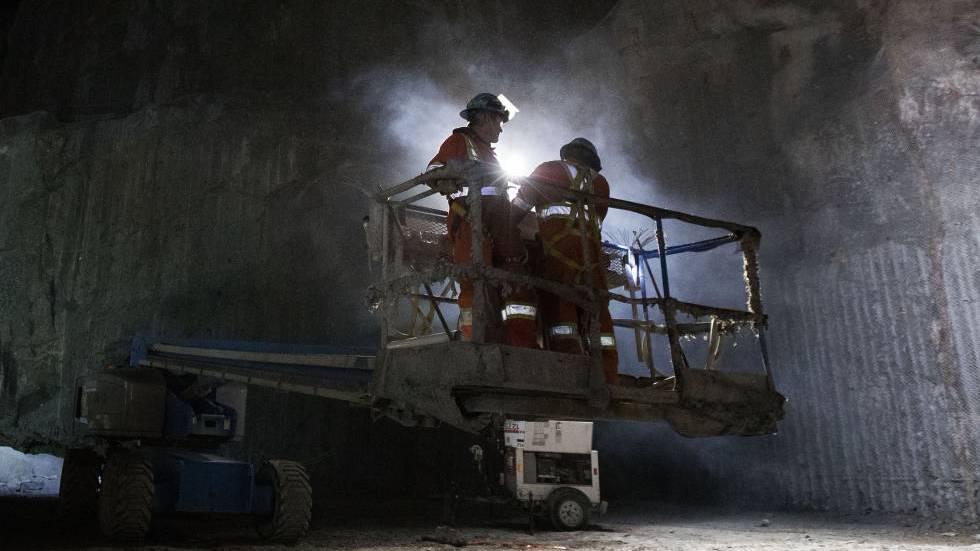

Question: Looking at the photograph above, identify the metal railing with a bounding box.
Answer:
[367,159,774,396]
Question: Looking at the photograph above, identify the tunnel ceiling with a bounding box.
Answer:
[0,1,618,121]
[1,0,978,520]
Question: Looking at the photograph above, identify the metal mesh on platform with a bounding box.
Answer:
[602,244,628,290]
[399,207,450,268]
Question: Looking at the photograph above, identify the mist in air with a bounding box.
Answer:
[353,43,759,377]
[352,66,660,214]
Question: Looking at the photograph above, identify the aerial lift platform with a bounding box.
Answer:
[67,160,783,541]
[364,159,784,437]
[126,159,783,436]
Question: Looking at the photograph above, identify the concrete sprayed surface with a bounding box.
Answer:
[2,499,980,550]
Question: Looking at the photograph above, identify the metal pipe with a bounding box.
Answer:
[380,203,391,349]
[740,230,764,318]
[635,231,669,376]
[654,218,689,388]
[607,293,664,306]
[635,239,669,378]
[381,170,755,235]
[468,178,486,343]
[655,218,671,300]
[758,327,775,391]
[379,160,498,200]
[378,167,455,200]
[385,264,596,312]
[627,280,645,362]
[402,204,449,218]
[632,248,657,377]
[607,293,763,324]
[392,187,439,206]
[629,234,739,259]
[611,319,717,335]
[577,197,607,404]
[392,205,405,280]
[513,176,755,234]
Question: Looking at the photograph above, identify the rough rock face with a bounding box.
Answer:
[0,101,379,450]
[0,0,977,519]
[584,0,980,520]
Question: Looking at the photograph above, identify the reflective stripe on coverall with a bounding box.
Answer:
[517,160,619,382]
[428,129,538,347]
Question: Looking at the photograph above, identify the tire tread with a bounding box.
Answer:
[256,459,313,543]
[98,452,154,543]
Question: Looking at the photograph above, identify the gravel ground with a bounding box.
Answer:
[3,497,979,550]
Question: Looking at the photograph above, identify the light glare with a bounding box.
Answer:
[498,152,531,178]
[497,94,519,121]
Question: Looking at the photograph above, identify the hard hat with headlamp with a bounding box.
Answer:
[560,137,602,172]
[460,93,511,123]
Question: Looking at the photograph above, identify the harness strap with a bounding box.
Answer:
[462,134,480,161]
[539,163,602,273]
[447,134,503,230]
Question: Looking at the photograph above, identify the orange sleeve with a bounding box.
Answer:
[427,134,468,169]
[514,177,539,211]
[529,161,568,187]
[518,161,565,208]
[594,174,610,221]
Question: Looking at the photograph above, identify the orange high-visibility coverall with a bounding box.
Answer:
[428,128,538,347]
[515,160,618,383]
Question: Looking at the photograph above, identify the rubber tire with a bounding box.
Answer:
[57,448,102,529]
[548,488,591,531]
[98,451,154,543]
[256,460,313,543]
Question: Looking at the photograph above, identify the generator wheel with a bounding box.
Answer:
[256,460,313,543]
[548,487,591,531]
[98,451,154,543]
[57,448,102,529]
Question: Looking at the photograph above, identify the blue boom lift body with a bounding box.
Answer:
[64,337,377,543]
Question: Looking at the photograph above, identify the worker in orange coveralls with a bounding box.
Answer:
[426,93,538,348]
[511,138,619,383]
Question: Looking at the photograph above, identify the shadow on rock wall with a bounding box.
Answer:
[596,422,722,504]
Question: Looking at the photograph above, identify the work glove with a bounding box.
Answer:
[431,179,461,195]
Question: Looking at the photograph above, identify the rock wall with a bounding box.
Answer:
[586,0,980,520]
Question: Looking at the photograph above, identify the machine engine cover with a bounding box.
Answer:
[151,450,258,514]
[76,368,166,438]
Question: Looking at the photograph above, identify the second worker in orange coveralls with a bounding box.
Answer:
[426,93,538,348]
[512,137,619,383]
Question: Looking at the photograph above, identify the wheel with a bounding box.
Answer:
[57,448,102,529]
[98,451,154,543]
[548,488,591,531]
[256,460,313,543]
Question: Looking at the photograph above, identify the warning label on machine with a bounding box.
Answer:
[503,420,593,453]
